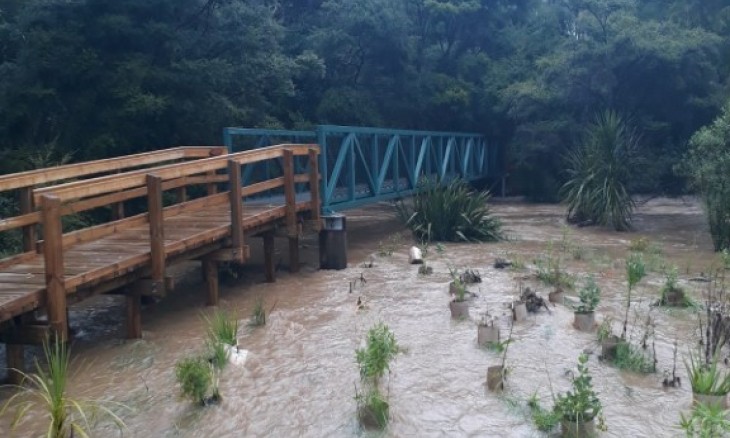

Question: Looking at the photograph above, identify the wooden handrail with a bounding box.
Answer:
[0,146,225,192]
[34,144,316,203]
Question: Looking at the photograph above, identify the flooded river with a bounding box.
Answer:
[0,198,721,437]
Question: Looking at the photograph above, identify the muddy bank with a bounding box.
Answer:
[0,197,721,437]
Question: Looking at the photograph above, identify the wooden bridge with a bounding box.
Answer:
[0,144,321,382]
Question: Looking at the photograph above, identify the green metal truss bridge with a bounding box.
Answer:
[223,125,503,213]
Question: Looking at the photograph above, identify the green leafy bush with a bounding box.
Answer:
[561,110,637,231]
[555,354,602,424]
[679,102,730,251]
[175,357,212,406]
[356,323,400,386]
[575,276,600,313]
[397,178,502,243]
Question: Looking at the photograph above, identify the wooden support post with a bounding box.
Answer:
[6,344,25,385]
[308,148,321,227]
[40,195,67,341]
[175,186,187,204]
[146,174,166,296]
[206,170,218,196]
[203,258,219,306]
[19,187,36,252]
[125,292,142,339]
[228,160,244,260]
[263,232,275,283]
[282,149,299,273]
[111,169,125,221]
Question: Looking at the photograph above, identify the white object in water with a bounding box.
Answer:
[225,345,248,367]
[409,246,423,264]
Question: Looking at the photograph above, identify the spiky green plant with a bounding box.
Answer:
[208,340,229,371]
[680,400,730,437]
[249,297,266,327]
[686,350,730,396]
[203,309,239,346]
[0,338,126,438]
[396,178,502,243]
[561,110,637,231]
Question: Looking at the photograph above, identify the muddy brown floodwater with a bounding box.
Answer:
[0,198,722,437]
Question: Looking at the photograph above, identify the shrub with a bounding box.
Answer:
[396,178,502,243]
[561,110,637,231]
[356,323,400,386]
[679,101,730,251]
[175,357,212,405]
[555,354,603,425]
[575,276,600,313]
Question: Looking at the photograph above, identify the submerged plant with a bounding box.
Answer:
[575,276,601,313]
[355,323,400,430]
[175,357,213,406]
[0,338,126,438]
[680,400,730,436]
[396,178,502,243]
[612,341,656,374]
[527,393,560,432]
[204,309,239,346]
[555,354,603,427]
[250,296,266,327]
[621,253,646,339]
[686,349,730,396]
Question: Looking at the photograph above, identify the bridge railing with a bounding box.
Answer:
[223,125,497,212]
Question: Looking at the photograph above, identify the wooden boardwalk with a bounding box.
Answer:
[0,144,321,382]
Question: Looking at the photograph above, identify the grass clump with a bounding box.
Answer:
[396,178,502,243]
[250,296,266,327]
[612,341,656,374]
[0,338,126,438]
[535,244,575,289]
[175,357,214,406]
[527,394,560,432]
[204,309,239,346]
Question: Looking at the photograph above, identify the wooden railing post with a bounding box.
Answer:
[19,187,36,252]
[40,194,67,341]
[282,149,299,273]
[308,148,321,227]
[146,174,166,295]
[111,169,125,221]
[227,160,244,261]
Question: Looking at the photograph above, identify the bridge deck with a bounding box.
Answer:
[0,199,311,322]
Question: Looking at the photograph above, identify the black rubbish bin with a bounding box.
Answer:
[319,214,347,270]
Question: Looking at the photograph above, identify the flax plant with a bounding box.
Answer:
[1,338,126,438]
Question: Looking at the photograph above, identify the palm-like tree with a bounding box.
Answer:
[562,110,638,231]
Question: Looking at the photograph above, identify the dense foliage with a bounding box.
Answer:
[397,178,502,243]
[0,0,729,200]
[680,101,730,250]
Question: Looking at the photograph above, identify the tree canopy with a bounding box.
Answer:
[0,0,728,199]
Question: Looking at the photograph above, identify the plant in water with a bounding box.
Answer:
[250,296,266,327]
[175,357,213,406]
[396,178,502,243]
[612,341,656,374]
[0,338,126,438]
[527,393,561,432]
[561,110,638,231]
[203,308,239,346]
[555,354,604,431]
[452,278,467,302]
[621,253,646,339]
[659,266,694,307]
[575,276,600,313]
[355,323,400,429]
[680,399,730,436]
[686,349,730,397]
[535,244,575,289]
